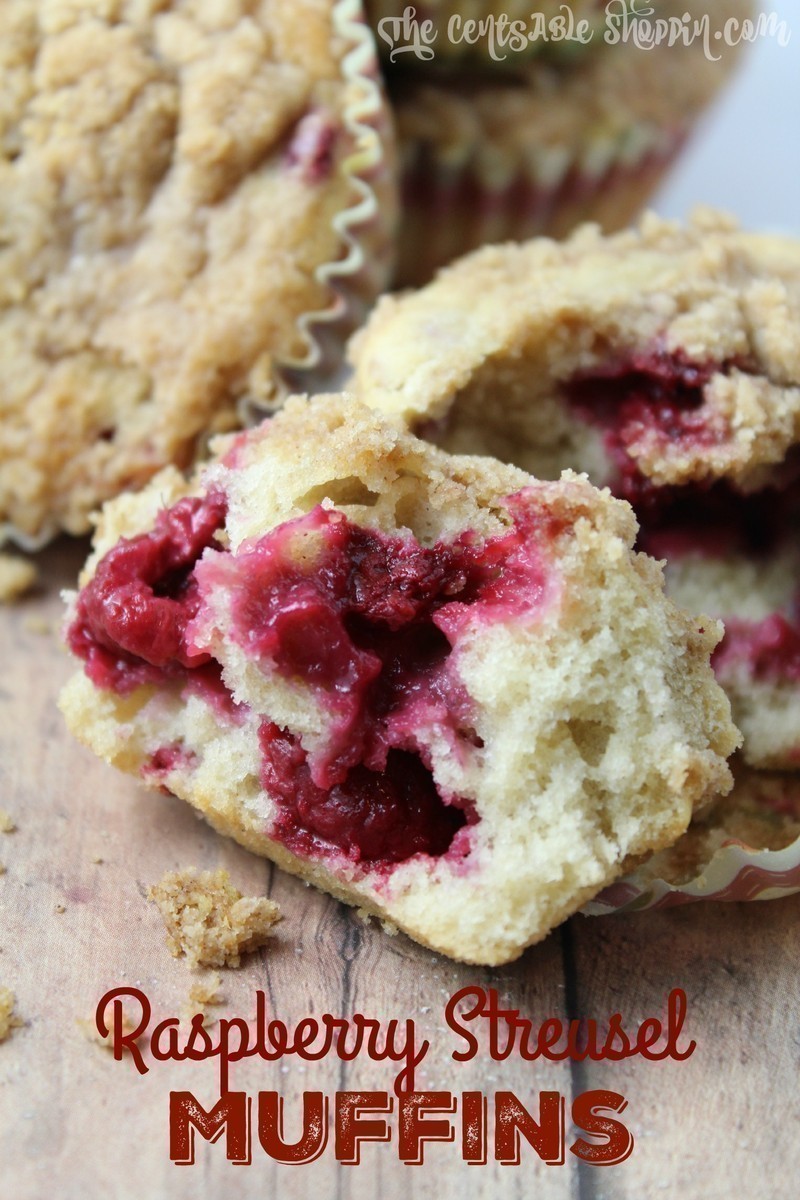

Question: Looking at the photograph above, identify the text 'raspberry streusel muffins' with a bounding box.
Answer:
[59,395,738,964]
[387,0,752,285]
[0,0,396,547]
[350,210,800,769]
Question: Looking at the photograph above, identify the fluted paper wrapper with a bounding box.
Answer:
[585,767,800,913]
[396,122,683,286]
[249,0,399,404]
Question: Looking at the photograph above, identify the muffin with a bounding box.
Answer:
[0,0,396,546]
[349,210,800,768]
[59,395,738,964]
[388,0,752,284]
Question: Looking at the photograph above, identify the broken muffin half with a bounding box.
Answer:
[60,395,739,963]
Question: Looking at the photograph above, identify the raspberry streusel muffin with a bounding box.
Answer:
[388,0,751,283]
[0,0,395,545]
[351,210,800,768]
[60,396,738,964]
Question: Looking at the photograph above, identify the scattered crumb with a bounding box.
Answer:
[77,1013,136,1051]
[189,972,222,1006]
[0,554,37,603]
[90,855,104,865]
[0,811,16,834]
[22,616,51,636]
[356,907,399,936]
[54,903,66,914]
[0,865,5,876]
[0,988,23,1041]
[181,971,223,1026]
[147,868,282,969]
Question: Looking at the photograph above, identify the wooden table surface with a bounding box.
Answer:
[1,541,798,1200]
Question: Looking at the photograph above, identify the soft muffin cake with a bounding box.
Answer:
[0,0,394,544]
[60,396,738,964]
[350,212,800,767]
[648,525,800,770]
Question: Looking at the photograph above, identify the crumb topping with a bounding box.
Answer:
[148,867,281,968]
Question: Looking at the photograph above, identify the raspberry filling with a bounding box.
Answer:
[69,491,553,869]
[198,501,550,865]
[564,350,735,514]
[67,492,228,694]
[713,613,800,685]
[146,743,197,774]
[259,725,467,865]
[205,504,547,783]
[646,494,800,686]
[285,110,338,184]
[564,349,800,688]
[143,743,199,797]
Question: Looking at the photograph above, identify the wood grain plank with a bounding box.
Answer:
[566,900,800,1200]
[0,546,577,1199]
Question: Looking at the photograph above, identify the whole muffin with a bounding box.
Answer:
[0,0,396,545]
[388,0,753,284]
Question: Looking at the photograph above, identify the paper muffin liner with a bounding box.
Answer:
[585,766,800,914]
[256,0,399,405]
[396,122,687,286]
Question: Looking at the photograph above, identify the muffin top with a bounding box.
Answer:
[350,210,800,495]
[1,0,393,543]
